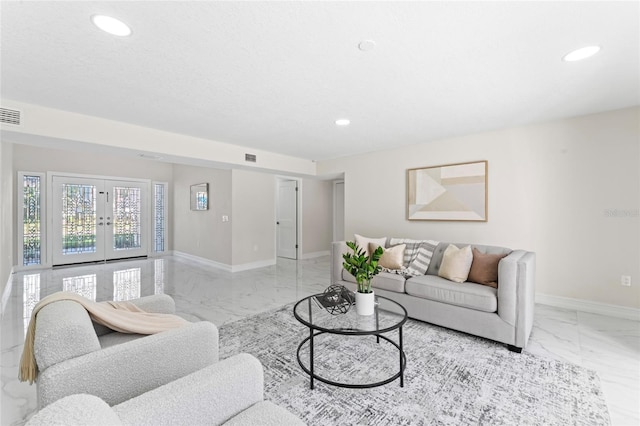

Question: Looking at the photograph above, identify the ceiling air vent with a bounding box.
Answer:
[0,107,21,126]
[245,153,257,163]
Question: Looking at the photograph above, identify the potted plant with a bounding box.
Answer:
[342,241,384,315]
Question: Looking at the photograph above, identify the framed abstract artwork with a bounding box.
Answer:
[407,161,487,221]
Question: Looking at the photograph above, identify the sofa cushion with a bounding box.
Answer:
[355,234,387,257]
[98,332,145,349]
[370,243,405,269]
[438,244,473,283]
[468,248,508,288]
[342,270,406,293]
[427,242,512,277]
[405,275,497,312]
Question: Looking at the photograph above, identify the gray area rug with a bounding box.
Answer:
[219,304,610,425]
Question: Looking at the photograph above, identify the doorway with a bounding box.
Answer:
[333,180,345,242]
[51,176,149,266]
[276,179,298,259]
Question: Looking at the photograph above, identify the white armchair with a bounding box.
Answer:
[27,353,304,425]
[33,294,219,408]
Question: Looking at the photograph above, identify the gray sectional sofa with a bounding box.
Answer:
[331,240,536,351]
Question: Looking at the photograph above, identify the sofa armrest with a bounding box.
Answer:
[37,321,219,408]
[331,241,349,284]
[113,353,264,426]
[128,294,176,314]
[497,250,536,348]
[26,394,123,426]
[35,301,102,371]
[94,294,177,336]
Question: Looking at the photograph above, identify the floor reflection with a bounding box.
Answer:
[63,274,97,301]
[113,268,141,301]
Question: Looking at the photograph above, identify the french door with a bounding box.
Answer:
[52,176,149,266]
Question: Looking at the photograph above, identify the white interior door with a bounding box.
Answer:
[277,180,298,259]
[52,176,149,266]
[333,181,345,242]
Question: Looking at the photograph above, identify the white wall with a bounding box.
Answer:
[0,141,14,303]
[1,100,316,176]
[172,164,232,265]
[318,107,640,309]
[5,142,332,274]
[301,178,333,256]
[10,143,175,260]
[11,143,174,182]
[231,169,276,266]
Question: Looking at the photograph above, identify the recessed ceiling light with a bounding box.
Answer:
[563,45,601,62]
[91,15,132,37]
[335,119,351,126]
[358,40,376,52]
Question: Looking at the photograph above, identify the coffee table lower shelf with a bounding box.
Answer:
[296,331,406,390]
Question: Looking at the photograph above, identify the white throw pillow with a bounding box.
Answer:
[355,234,387,257]
[438,244,473,283]
[369,243,406,270]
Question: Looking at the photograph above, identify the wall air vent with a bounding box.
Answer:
[245,153,257,163]
[0,107,21,126]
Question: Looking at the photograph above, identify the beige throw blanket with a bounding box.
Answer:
[19,291,189,384]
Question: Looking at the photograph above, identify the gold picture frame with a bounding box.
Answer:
[407,161,487,221]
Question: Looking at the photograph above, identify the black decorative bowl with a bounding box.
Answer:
[318,284,354,315]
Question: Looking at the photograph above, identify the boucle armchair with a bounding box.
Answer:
[26,353,304,426]
[33,294,219,408]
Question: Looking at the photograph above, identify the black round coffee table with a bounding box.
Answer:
[293,292,407,390]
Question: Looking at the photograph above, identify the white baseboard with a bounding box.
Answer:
[536,293,640,321]
[172,251,276,273]
[231,259,277,272]
[299,250,330,260]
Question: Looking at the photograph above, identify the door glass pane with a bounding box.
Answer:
[61,184,97,255]
[153,183,166,252]
[22,175,42,265]
[113,186,142,251]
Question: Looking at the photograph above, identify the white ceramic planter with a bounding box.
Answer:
[355,291,375,316]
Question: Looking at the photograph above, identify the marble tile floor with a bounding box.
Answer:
[1,255,638,425]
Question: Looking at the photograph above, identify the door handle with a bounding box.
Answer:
[276,221,280,225]
[106,222,112,226]
[98,222,104,226]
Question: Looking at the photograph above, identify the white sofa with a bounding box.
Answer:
[331,240,536,352]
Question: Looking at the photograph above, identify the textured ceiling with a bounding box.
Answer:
[1,1,639,161]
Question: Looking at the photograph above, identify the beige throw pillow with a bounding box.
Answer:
[355,234,387,257]
[369,243,406,270]
[438,244,473,283]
